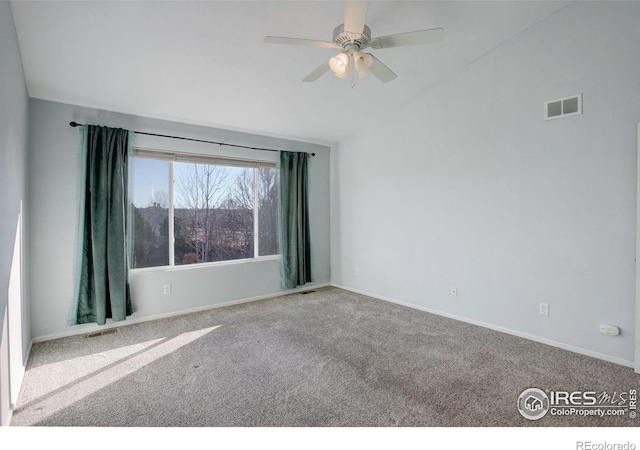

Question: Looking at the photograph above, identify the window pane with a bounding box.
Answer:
[131,157,170,268]
[174,162,254,264]
[258,167,278,256]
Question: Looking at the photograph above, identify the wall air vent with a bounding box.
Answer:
[545,94,582,120]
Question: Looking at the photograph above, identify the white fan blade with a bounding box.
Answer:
[344,1,368,34]
[370,28,445,49]
[303,62,330,82]
[369,54,396,83]
[264,36,341,49]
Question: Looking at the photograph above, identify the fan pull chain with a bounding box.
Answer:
[351,54,356,89]
[349,35,357,89]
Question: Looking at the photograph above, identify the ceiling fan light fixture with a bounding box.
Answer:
[265,1,445,84]
[329,52,350,78]
[354,51,373,77]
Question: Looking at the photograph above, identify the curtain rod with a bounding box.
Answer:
[68,122,315,156]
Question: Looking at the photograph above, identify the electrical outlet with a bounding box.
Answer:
[164,284,172,295]
[539,303,549,316]
[450,286,457,296]
[355,267,360,277]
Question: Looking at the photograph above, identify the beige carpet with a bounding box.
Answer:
[10,287,640,427]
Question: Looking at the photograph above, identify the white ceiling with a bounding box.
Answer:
[11,0,571,145]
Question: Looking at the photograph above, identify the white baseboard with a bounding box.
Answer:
[32,282,330,344]
[26,281,633,376]
[331,283,634,369]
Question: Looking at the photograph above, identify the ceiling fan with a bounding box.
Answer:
[264,0,445,84]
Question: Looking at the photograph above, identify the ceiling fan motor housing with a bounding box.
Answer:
[263,2,444,84]
[333,24,371,50]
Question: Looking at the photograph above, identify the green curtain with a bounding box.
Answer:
[278,151,312,289]
[73,125,134,325]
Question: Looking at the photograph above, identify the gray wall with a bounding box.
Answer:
[0,2,30,426]
[28,98,330,340]
[330,1,640,365]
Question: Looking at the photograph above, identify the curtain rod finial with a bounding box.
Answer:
[70,121,79,127]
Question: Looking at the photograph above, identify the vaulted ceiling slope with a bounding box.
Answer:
[11,1,570,145]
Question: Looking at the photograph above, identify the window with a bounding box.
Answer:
[130,150,278,269]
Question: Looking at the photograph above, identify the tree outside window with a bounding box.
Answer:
[131,154,278,269]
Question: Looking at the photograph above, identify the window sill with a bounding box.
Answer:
[129,254,280,274]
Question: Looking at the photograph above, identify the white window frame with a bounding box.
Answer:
[130,148,279,272]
